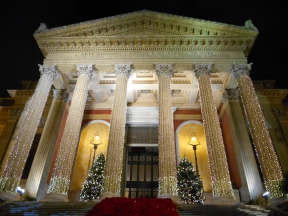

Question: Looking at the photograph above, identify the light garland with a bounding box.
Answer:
[0,65,59,193]
[48,65,93,195]
[156,64,178,196]
[232,63,283,198]
[194,63,234,198]
[103,64,131,195]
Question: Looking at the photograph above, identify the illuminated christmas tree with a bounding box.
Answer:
[80,153,105,201]
[177,157,205,204]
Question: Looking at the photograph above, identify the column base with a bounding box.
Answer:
[267,196,288,207]
[39,193,69,202]
[99,192,121,200]
[0,192,19,201]
[158,194,183,205]
[213,196,238,205]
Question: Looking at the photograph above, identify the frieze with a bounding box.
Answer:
[47,51,237,61]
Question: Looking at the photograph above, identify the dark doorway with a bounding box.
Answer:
[125,147,158,198]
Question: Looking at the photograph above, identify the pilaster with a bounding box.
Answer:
[25,90,67,200]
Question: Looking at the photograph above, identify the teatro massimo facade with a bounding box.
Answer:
[0,10,287,205]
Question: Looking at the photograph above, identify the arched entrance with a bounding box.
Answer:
[69,120,110,200]
[175,120,212,193]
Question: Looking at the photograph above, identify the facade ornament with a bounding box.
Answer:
[39,65,60,80]
[155,64,173,77]
[244,20,258,31]
[114,64,132,78]
[34,23,49,34]
[232,63,252,79]
[226,88,240,100]
[76,64,94,79]
[273,109,288,121]
[194,63,212,78]
[9,109,22,120]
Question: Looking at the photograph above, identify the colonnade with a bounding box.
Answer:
[0,63,283,202]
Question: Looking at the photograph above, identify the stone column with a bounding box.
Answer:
[232,63,283,199]
[0,109,22,164]
[102,64,131,197]
[0,65,59,201]
[25,90,67,200]
[224,89,264,201]
[194,63,234,203]
[155,64,179,201]
[44,65,93,201]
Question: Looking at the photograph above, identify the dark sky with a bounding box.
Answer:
[0,0,287,97]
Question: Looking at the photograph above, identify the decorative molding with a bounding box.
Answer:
[245,20,258,31]
[194,63,212,78]
[35,23,48,34]
[231,63,252,79]
[273,109,288,121]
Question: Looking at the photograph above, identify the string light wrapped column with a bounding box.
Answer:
[25,90,67,200]
[194,63,234,199]
[0,65,59,200]
[232,63,283,198]
[102,64,131,197]
[45,65,93,200]
[155,64,178,198]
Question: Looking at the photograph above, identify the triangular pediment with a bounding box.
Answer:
[34,10,258,57]
[34,10,258,38]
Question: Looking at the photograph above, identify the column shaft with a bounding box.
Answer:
[47,65,93,195]
[25,90,67,200]
[232,63,283,198]
[195,63,234,198]
[155,64,178,196]
[0,65,59,193]
[103,64,130,195]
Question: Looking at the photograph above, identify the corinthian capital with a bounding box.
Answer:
[39,65,60,80]
[76,64,94,79]
[52,89,68,100]
[194,63,212,79]
[114,64,132,78]
[232,63,252,79]
[155,64,173,77]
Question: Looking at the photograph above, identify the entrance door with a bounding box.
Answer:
[125,147,158,198]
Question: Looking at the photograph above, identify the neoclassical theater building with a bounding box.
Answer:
[0,11,287,204]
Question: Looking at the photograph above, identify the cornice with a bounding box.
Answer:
[255,89,288,100]
[37,35,254,57]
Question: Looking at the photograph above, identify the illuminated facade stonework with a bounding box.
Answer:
[0,11,287,205]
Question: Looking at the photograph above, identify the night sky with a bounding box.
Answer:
[0,0,287,97]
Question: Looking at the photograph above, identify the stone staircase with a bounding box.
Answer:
[0,201,96,216]
[0,201,275,216]
[177,204,270,216]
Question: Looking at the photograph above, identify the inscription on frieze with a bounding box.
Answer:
[53,51,233,60]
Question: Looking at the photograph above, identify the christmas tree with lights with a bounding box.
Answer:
[177,157,205,204]
[80,153,105,201]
